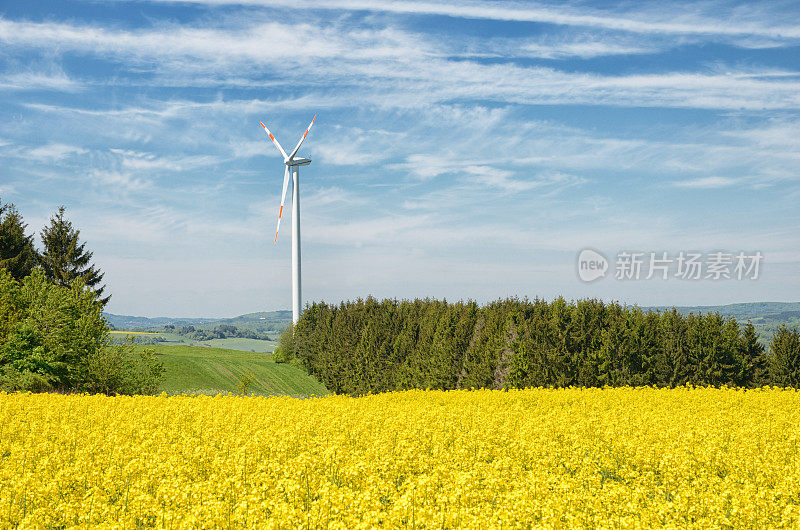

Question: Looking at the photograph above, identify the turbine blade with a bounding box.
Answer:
[260,121,289,161]
[287,114,316,161]
[274,166,291,244]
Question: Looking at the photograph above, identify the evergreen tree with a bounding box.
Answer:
[572,299,606,387]
[632,310,661,386]
[517,298,554,388]
[39,206,110,305]
[392,302,420,389]
[493,311,518,389]
[769,326,800,387]
[738,322,767,387]
[548,297,575,387]
[457,312,487,389]
[0,201,37,281]
[656,308,686,387]
[716,318,744,386]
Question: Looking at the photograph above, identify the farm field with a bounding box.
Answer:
[147,345,326,396]
[104,310,292,333]
[1,388,799,527]
[194,337,278,353]
[110,331,278,353]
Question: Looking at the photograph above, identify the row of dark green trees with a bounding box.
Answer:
[277,297,800,395]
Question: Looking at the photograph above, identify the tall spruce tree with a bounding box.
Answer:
[769,326,800,387]
[738,322,767,387]
[0,201,37,281]
[39,206,110,306]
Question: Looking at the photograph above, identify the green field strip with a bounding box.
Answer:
[139,344,327,396]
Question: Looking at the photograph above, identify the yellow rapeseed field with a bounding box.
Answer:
[1,387,799,528]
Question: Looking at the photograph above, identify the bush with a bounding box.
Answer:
[0,268,164,394]
[272,325,295,364]
[0,268,106,391]
[0,366,54,392]
[86,341,165,395]
[235,369,255,395]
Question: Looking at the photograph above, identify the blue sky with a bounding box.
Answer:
[1,0,798,317]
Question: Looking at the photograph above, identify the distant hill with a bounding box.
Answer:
[644,302,800,319]
[643,301,800,345]
[104,311,293,332]
[210,311,293,332]
[103,314,219,329]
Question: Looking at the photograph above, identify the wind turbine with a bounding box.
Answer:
[260,115,316,325]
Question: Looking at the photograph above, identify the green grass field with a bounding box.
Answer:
[139,344,327,397]
[112,332,278,353]
[193,337,278,353]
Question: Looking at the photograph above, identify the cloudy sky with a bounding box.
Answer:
[1,0,798,317]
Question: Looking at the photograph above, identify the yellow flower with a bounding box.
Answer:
[0,388,797,527]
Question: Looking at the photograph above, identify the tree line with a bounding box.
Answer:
[108,324,275,345]
[0,200,162,394]
[277,297,800,395]
[169,324,273,341]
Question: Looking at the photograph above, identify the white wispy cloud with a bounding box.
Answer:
[466,166,587,193]
[0,18,432,68]
[0,71,82,92]
[303,186,370,209]
[16,93,800,197]
[89,170,154,193]
[26,143,88,161]
[110,0,800,40]
[313,127,407,166]
[671,176,740,188]
[109,148,219,171]
[516,34,662,59]
[722,120,800,151]
[3,18,800,111]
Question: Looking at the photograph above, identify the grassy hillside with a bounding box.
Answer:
[104,314,218,328]
[142,345,327,397]
[194,337,278,353]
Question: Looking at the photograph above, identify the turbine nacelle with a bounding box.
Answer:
[286,157,311,167]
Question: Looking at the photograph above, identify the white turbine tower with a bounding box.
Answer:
[260,115,316,325]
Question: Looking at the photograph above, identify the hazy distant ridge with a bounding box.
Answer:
[104,311,293,331]
[644,302,800,318]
